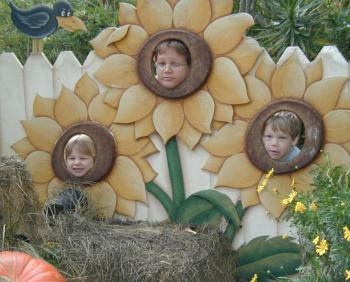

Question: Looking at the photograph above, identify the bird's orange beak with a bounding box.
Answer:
[56,16,87,32]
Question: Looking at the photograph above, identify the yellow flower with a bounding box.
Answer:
[281,198,290,206]
[281,190,298,206]
[343,226,350,242]
[257,185,264,193]
[316,239,328,256]
[345,270,350,281]
[312,236,320,245]
[295,202,306,213]
[282,234,289,240]
[250,273,258,282]
[310,201,317,211]
[266,168,274,179]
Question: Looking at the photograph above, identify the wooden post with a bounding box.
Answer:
[32,39,43,53]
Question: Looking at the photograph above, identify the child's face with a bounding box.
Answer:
[65,147,94,177]
[155,47,189,89]
[262,124,299,161]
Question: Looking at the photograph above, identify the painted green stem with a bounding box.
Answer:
[146,182,175,220]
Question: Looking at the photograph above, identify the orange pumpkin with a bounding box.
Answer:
[0,251,66,282]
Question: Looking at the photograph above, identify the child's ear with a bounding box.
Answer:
[292,136,299,146]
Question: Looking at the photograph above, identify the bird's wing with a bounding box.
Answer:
[14,11,50,29]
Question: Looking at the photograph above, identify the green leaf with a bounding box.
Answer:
[176,195,214,223]
[190,206,222,225]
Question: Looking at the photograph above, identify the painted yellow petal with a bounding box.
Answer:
[173,0,211,33]
[115,84,156,123]
[235,75,271,119]
[137,0,172,34]
[241,186,260,208]
[202,155,225,173]
[90,27,119,58]
[135,114,155,139]
[47,177,65,199]
[167,0,177,7]
[74,72,99,106]
[111,25,148,56]
[271,53,306,99]
[129,155,157,183]
[258,174,291,218]
[153,100,184,143]
[103,88,124,108]
[105,25,130,45]
[116,196,136,217]
[11,137,36,158]
[315,143,350,167]
[204,13,254,55]
[292,164,318,194]
[212,120,225,130]
[324,110,350,143]
[25,151,54,184]
[304,58,323,87]
[136,140,159,158]
[226,37,263,75]
[304,77,347,115]
[210,0,233,21]
[202,120,247,157]
[208,57,249,104]
[33,182,48,207]
[183,90,214,133]
[86,182,116,219]
[88,92,117,127]
[107,156,147,203]
[94,54,138,88]
[33,95,55,119]
[216,153,261,188]
[54,86,88,128]
[119,2,140,25]
[177,120,202,150]
[336,82,350,109]
[110,124,148,155]
[213,100,234,123]
[21,117,62,152]
[343,141,350,155]
[255,51,276,87]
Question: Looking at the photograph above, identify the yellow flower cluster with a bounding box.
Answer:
[345,270,350,281]
[312,236,329,256]
[310,201,317,211]
[294,202,306,213]
[257,168,274,193]
[250,273,258,282]
[343,226,350,242]
[281,190,297,206]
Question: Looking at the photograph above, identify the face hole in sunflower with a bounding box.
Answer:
[246,99,324,174]
[138,29,212,99]
[52,122,117,182]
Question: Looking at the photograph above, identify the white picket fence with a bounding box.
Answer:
[0,47,349,247]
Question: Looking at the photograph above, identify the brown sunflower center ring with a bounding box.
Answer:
[246,99,324,174]
[138,29,212,99]
[52,122,117,182]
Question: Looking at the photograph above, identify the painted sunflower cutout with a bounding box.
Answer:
[201,49,349,218]
[11,73,158,219]
[90,0,263,148]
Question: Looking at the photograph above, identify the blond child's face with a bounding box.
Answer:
[65,147,94,177]
[262,124,299,161]
[155,47,189,89]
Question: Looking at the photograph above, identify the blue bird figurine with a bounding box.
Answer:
[8,0,87,39]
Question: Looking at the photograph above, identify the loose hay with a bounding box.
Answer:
[39,214,236,282]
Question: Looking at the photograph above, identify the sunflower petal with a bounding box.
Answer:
[343,141,350,155]
[153,100,184,143]
[304,58,323,87]
[129,155,157,183]
[25,151,54,184]
[315,143,350,167]
[137,140,159,158]
[103,88,124,108]
[235,75,271,119]
[74,72,99,105]
[88,92,117,127]
[212,121,225,130]
[324,110,350,143]
[33,95,55,119]
[173,0,211,33]
[90,27,119,58]
[115,84,156,123]
[135,114,155,139]
[292,164,318,194]
[204,13,254,55]
[107,156,147,203]
[304,77,347,115]
[33,183,48,207]
[177,120,202,149]
[336,81,350,109]
[94,54,138,88]
[116,196,136,217]
[271,53,306,99]
[183,90,214,133]
[216,153,261,188]
[47,177,65,199]
[110,124,148,155]
[86,182,116,219]
[21,117,62,152]
[11,137,36,158]
[137,0,172,34]
[258,174,291,218]
[119,2,140,25]
[226,37,263,75]
[255,51,276,87]
[210,0,233,21]
[105,25,130,46]
[208,57,249,104]
[202,155,225,173]
[241,186,260,208]
[54,86,88,128]
[202,121,247,157]
[213,99,234,122]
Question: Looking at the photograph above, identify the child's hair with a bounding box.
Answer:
[64,134,96,162]
[153,39,191,65]
[264,111,302,139]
